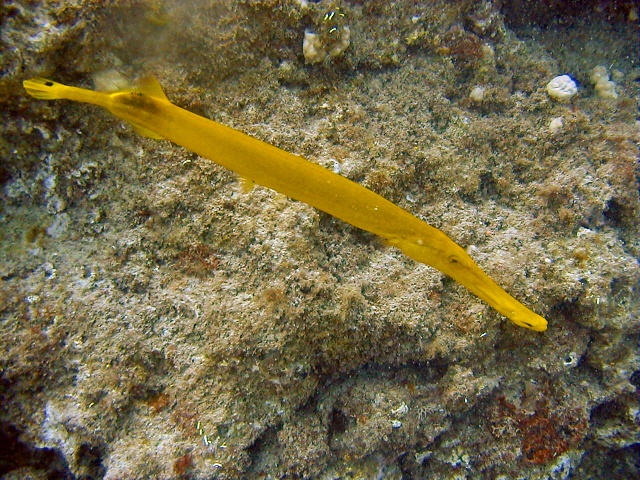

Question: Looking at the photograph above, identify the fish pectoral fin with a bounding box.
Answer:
[381,237,401,247]
[129,122,165,139]
[239,176,256,193]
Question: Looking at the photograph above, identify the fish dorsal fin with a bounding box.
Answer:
[93,71,169,140]
[126,77,169,139]
[133,76,169,102]
[94,70,169,102]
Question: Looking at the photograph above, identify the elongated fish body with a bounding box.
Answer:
[23,77,548,331]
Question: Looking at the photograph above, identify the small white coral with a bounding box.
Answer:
[595,79,618,99]
[549,116,564,134]
[469,86,485,102]
[590,65,609,84]
[303,31,324,64]
[302,26,350,64]
[590,65,618,99]
[546,75,578,102]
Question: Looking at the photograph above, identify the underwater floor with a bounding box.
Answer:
[1,1,639,478]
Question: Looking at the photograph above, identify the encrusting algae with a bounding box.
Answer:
[23,76,547,331]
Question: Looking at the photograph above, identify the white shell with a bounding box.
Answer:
[546,75,578,101]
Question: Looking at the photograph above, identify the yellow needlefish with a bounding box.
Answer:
[22,76,547,331]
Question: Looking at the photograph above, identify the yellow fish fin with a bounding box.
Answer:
[94,72,168,138]
[381,237,399,247]
[94,70,169,101]
[133,76,170,102]
[239,177,256,193]
[126,77,169,137]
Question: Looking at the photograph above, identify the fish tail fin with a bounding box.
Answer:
[23,78,69,100]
